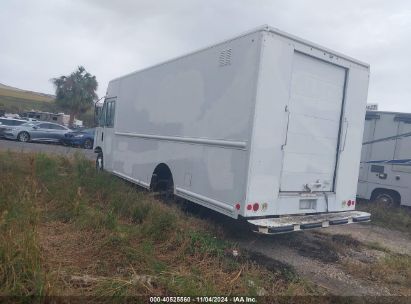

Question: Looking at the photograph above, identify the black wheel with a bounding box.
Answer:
[371,190,400,207]
[17,131,30,142]
[83,139,93,149]
[164,178,174,202]
[150,164,174,202]
[96,154,104,171]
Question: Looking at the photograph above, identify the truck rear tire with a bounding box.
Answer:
[150,163,174,202]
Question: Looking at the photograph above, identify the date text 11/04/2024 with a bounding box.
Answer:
[149,296,257,303]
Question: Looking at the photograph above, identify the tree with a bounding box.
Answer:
[52,66,98,127]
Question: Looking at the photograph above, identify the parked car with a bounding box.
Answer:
[0,117,28,138]
[2,121,71,143]
[61,128,95,149]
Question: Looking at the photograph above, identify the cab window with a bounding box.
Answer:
[98,103,106,127]
[102,98,116,128]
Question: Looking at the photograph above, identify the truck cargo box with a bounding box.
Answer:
[94,25,370,233]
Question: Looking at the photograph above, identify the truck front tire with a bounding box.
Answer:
[96,154,104,171]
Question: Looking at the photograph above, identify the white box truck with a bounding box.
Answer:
[357,111,411,206]
[94,25,371,234]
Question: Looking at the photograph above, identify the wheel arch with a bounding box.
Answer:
[150,162,174,192]
[94,146,102,154]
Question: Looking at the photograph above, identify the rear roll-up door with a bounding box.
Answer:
[280,52,346,192]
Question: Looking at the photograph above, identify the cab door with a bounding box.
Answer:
[94,98,116,171]
[94,103,105,151]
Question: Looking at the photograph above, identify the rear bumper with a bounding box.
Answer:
[247,211,371,234]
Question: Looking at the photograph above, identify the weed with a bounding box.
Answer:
[35,153,58,184]
[131,203,151,224]
[0,152,321,296]
[103,209,118,230]
[0,194,47,295]
[343,253,411,294]
[143,210,177,241]
[187,230,226,257]
[356,200,411,234]
[365,241,390,252]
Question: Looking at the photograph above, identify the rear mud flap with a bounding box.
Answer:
[247,211,371,234]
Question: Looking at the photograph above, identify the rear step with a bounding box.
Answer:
[247,211,371,234]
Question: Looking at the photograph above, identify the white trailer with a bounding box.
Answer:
[94,26,371,233]
[357,111,411,206]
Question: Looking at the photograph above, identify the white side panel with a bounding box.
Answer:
[280,53,346,192]
[357,117,377,198]
[104,32,262,218]
[245,33,294,215]
[357,113,411,206]
[247,31,369,216]
[358,118,377,181]
[393,121,411,173]
[333,66,369,211]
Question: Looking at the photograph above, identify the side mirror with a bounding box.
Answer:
[32,126,39,129]
[94,104,101,127]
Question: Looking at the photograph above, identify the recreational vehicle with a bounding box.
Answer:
[94,26,371,233]
[357,111,411,206]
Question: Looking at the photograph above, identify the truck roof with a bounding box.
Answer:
[109,25,369,84]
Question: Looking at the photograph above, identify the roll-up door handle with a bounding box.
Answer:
[282,106,291,150]
[340,118,348,152]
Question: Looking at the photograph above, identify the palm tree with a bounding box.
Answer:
[52,66,98,127]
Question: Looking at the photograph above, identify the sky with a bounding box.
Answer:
[0,0,410,112]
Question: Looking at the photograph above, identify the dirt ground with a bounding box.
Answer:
[322,224,411,255]
[38,216,410,296]
[229,223,411,296]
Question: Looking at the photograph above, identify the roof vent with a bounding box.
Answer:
[219,48,232,67]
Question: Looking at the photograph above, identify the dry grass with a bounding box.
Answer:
[0,151,320,296]
[0,87,54,103]
[342,253,411,296]
[356,200,411,234]
[311,231,411,295]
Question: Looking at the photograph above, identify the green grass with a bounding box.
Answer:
[0,151,320,296]
[356,200,411,234]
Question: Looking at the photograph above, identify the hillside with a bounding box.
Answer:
[0,82,55,102]
[0,82,56,113]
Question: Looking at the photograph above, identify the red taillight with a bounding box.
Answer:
[247,204,252,210]
[352,200,356,206]
[347,200,352,207]
[235,203,241,210]
[253,203,259,212]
